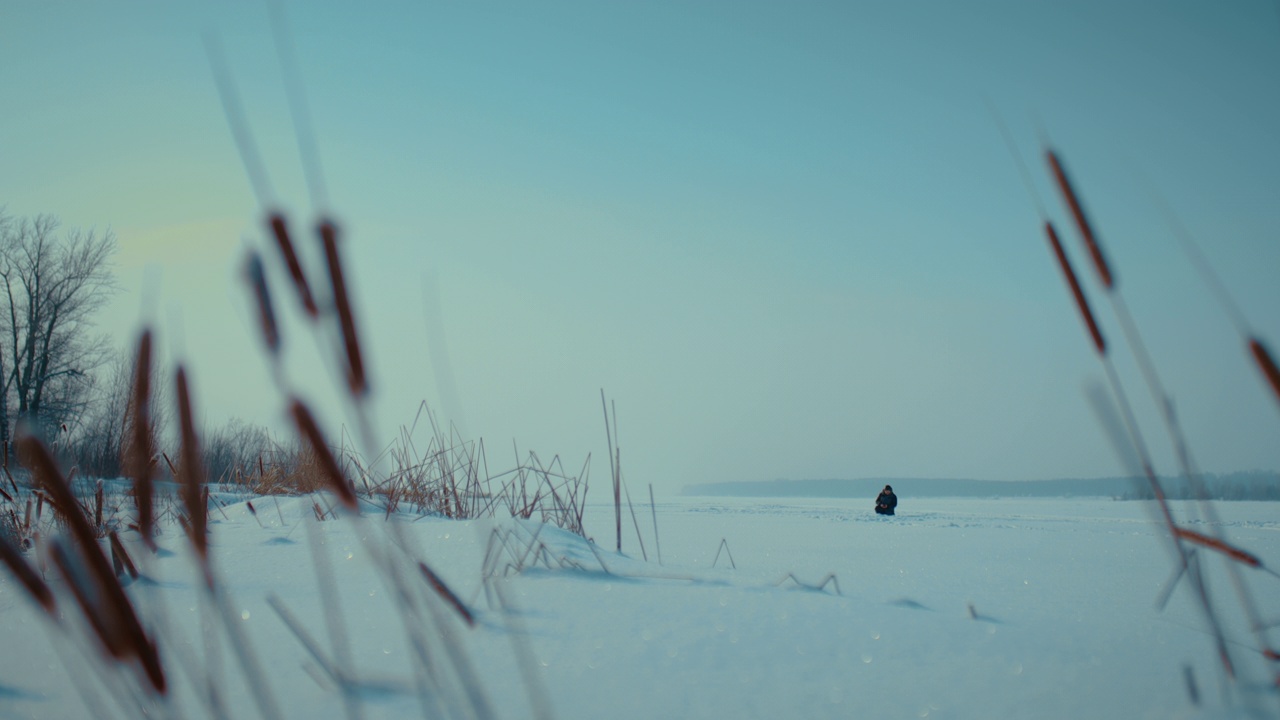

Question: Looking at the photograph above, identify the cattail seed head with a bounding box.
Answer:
[1046,221,1107,355]
[1249,337,1280,408]
[1047,149,1115,290]
[320,219,368,397]
[126,330,156,547]
[245,252,280,355]
[269,211,319,318]
[289,398,358,510]
[1174,527,1261,568]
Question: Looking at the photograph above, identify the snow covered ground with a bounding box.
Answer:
[1,494,1278,719]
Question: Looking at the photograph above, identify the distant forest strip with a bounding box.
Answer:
[684,472,1280,501]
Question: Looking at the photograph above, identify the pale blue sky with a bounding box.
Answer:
[1,1,1278,492]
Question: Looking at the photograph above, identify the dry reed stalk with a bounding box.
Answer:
[3,468,17,503]
[1056,161,1280,678]
[489,579,555,720]
[1040,164,1253,683]
[108,531,139,580]
[649,484,662,566]
[20,438,87,537]
[712,538,736,569]
[1047,150,1279,684]
[269,213,320,319]
[299,514,361,720]
[1157,199,1280,413]
[775,572,841,595]
[206,32,319,322]
[1249,337,1280,408]
[19,436,166,693]
[1174,528,1262,568]
[93,480,104,533]
[204,570,285,720]
[290,399,358,510]
[601,390,621,552]
[1047,149,1114,289]
[160,452,178,479]
[1050,157,1215,522]
[175,367,208,560]
[1045,221,1106,354]
[418,562,475,627]
[1105,289,1251,629]
[125,330,156,548]
[1094,368,1237,672]
[48,538,119,651]
[1183,665,1200,706]
[623,477,647,562]
[265,594,344,688]
[0,532,55,614]
[319,221,367,397]
[244,251,281,354]
[267,0,330,213]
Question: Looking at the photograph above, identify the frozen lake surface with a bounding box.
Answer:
[1,495,1277,719]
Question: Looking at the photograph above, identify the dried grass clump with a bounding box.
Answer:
[350,402,591,533]
[236,440,347,497]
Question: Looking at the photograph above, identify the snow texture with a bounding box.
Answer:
[1,496,1277,719]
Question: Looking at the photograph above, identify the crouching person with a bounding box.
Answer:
[875,485,897,516]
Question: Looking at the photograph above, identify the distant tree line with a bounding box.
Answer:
[1120,471,1280,502]
[687,474,1280,500]
[0,209,276,484]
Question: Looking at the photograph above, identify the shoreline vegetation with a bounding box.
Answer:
[684,471,1280,500]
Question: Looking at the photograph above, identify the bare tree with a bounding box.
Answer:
[0,212,118,448]
[65,347,170,478]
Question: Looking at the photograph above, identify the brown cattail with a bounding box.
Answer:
[93,480,104,532]
[319,219,368,397]
[1047,150,1115,290]
[1046,221,1107,355]
[175,367,208,560]
[108,531,139,580]
[20,438,166,693]
[1249,337,1280,408]
[268,211,318,318]
[20,436,90,542]
[1174,527,1261,568]
[0,532,55,614]
[49,538,122,655]
[419,561,475,627]
[126,330,156,547]
[244,252,280,355]
[289,399,357,510]
[48,538,166,693]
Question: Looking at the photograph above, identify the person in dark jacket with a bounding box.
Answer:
[875,485,898,516]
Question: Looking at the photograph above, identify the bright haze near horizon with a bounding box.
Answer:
[1,1,1278,494]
